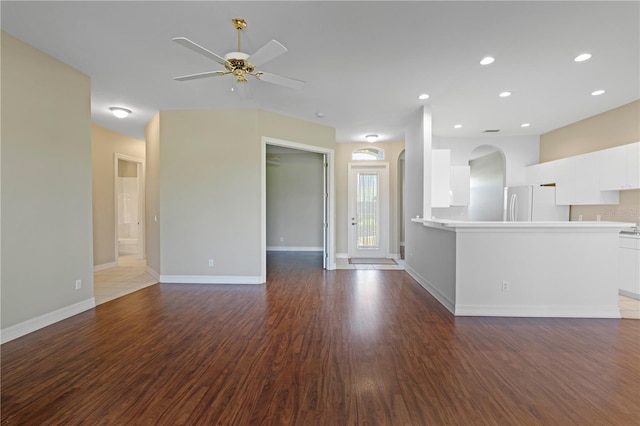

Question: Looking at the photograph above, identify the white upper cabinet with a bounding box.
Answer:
[450,166,470,206]
[555,152,619,205]
[599,142,640,191]
[431,149,451,208]
[525,160,560,185]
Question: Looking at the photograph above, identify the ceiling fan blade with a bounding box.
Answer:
[257,72,305,90]
[174,71,226,81]
[172,37,228,64]
[247,40,288,67]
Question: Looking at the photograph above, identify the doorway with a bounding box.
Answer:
[114,154,145,262]
[261,137,336,282]
[348,162,390,259]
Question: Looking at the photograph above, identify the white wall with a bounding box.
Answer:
[1,32,94,340]
[468,151,505,221]
[144,114,161,277]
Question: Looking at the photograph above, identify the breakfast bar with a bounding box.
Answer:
[406,219,636,318]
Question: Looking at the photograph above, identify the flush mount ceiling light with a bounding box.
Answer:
[109,107,131,118]
[574,53,592,62]
[480,56,495,65]
[418,93,430,100]
[499,91,512,98]
[365,134,379,143]
[591,89,605,96]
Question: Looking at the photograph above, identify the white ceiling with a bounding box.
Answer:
[2,1,638,143]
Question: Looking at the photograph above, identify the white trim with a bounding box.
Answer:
[388,253,401,260]
[94,262,117,272]
[405,265,455,314]
[1,298,96,344]
[619,289,640,300]
[146,266,160,281]
[454,304,621,318]
[267,246,323,252]
[336,252,349,259]
[159,275,264,285]
[261,136,337,278]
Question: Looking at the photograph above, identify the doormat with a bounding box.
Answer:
[349,258,397,265]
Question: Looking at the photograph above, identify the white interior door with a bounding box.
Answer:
[348,162,389,258]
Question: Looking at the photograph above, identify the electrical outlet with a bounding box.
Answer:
[208,259,214,267]
[75,279,82,290]
[501,281,509,292]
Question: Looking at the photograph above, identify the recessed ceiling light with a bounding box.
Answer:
[109,107,131,118]
[521,123,530,128]
[591,89,605,96]
[480,56,495,65]
[365,134,379,143]
[418,93,430,100]
[499,91,512,98]
[315,112,325,118]
[574,53,592,62]
[454,124,462,129]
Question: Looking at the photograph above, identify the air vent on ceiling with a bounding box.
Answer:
[483,129,501,133]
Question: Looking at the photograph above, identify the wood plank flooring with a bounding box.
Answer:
[2,252,639,425]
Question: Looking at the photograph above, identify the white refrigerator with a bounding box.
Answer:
[504,185,569,221]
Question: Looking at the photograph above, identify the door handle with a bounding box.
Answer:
[352,222,357,225]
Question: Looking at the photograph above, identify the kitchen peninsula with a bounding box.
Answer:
[407,218,636,318]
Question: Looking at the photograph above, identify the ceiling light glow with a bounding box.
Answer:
[480,56,495,65]
[418,93,430,100]
[454,124,462,129]
[365,134,379,143]
[521,123,530,128]
[591,89,605,96]
[499,91,512,98]
[574,53,592,62]
[109,107,131,118]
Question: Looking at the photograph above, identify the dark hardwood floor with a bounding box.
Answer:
[2,252,639,425]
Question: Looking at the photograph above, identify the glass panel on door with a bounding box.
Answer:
[356,172,379,250]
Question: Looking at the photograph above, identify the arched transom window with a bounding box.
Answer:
[352,147,384,161]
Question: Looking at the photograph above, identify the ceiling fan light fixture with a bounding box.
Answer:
[109,107,131,119]
[365,134,379,143]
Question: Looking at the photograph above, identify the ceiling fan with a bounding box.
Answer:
[172,18,305,90]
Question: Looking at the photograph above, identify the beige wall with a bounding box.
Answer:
[335,141,405,256]
[145,114,161,275]
[540,100,640,225]
[266,152,324,249]
[1,31,94,328]
[154,109,335,278]
[92,124,145,266]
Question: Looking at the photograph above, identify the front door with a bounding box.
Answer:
[348,162,389,258]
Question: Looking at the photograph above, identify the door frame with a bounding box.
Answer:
[114,153,145,265]
[261,137,336,282]
[348,161,390,259]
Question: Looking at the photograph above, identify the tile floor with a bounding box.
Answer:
[619,295,640,319]
[93,255,158,305]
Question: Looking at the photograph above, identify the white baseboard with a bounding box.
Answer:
[405,265,455,314]
[619,289,640,300]
[159,275,264,285]
[454,304,621,318]
[266,246,323,252]
[388,253,401,260]
[336,252,348,259]
[1,298,96,344]
[94,262,117,272]
[146,266,160,281]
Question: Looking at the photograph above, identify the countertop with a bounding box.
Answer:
[411,217,637,231]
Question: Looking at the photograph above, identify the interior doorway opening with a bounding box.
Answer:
[261,137,336,282]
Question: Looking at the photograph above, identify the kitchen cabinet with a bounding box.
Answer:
[619,234,640,298]
[450,166,470,206]
[432,149,451,208]
[599,142,640,191]
[555,152,619,205]
[525,160,560,185]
